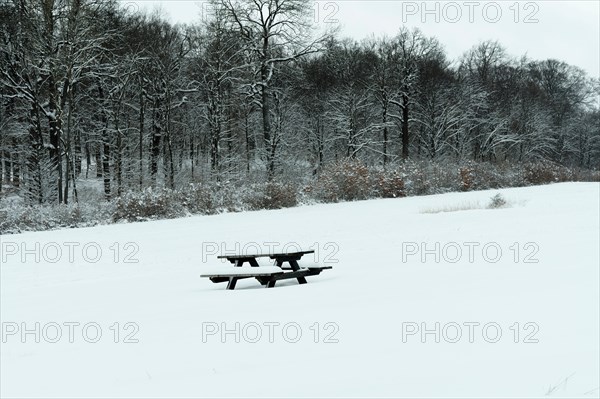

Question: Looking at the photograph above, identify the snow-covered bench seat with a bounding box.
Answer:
[201,265,332,290]
[201,266,283,279]
[201,266,282,286]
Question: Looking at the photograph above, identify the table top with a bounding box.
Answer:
[217,250,315,259]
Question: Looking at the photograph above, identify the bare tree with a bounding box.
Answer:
[389,28,442,160]
[218,0,326,179]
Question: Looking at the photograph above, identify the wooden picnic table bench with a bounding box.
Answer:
[202,250,332,290]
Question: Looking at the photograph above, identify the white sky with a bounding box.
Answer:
[119,1,600,78]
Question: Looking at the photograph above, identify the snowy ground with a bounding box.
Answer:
[1,183,599,398]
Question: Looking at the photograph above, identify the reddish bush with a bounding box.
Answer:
[372,170,406,198]
[245,182,298,210]
[523,161,573,185]
[313,158,371,202]
[459,166,475,191]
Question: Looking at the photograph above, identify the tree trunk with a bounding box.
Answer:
[64,99,73,204]
[401,94,409,160]
[48,77,63,202]
[380,87,389,167]
[150,97,161,184]
[2,153,9,185]
[74,127,82,177]
[84,138,91,179]
[98,83,110,200]
[12,148,20,188]
[190,126,195,180]
[245,109,252,175]
[166,123,175,189]
[116,125,123,197]
[382,107,389,167]
[139,89,145,189]
[28,101,43,203]
[102,130,110,200]
[95,147,102,177]
[261,64,274,180]
[209,94,220,173]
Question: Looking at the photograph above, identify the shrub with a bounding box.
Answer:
[245,182,298,210]
[399,160,430,195]
[459,165,475,191]
[113,187,186,222]
[573,169,600,182]
[209,182,245,212]
[427,162,459,193]
[523,161,573,185]
[2,159,598,235]
[176,183,214,214]
[488,193,507,209]
[420,201,483,214]
[472,162,522,189]
[313,159,371,202]
[372,169,406,198]
[0,200,113,234]
[0,205,43,233]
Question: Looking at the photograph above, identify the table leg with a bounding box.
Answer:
[289,259,307,284]
[226,277,238,290]
[234,258,258,267]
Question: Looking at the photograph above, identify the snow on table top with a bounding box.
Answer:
[216,250,314,259]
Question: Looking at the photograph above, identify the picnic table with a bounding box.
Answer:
[201,250,332,290]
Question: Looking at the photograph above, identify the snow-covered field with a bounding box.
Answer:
[1,183,599,398]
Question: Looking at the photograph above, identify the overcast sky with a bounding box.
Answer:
[119,0,600,78]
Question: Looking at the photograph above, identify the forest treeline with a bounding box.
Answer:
[1,0,599,208]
